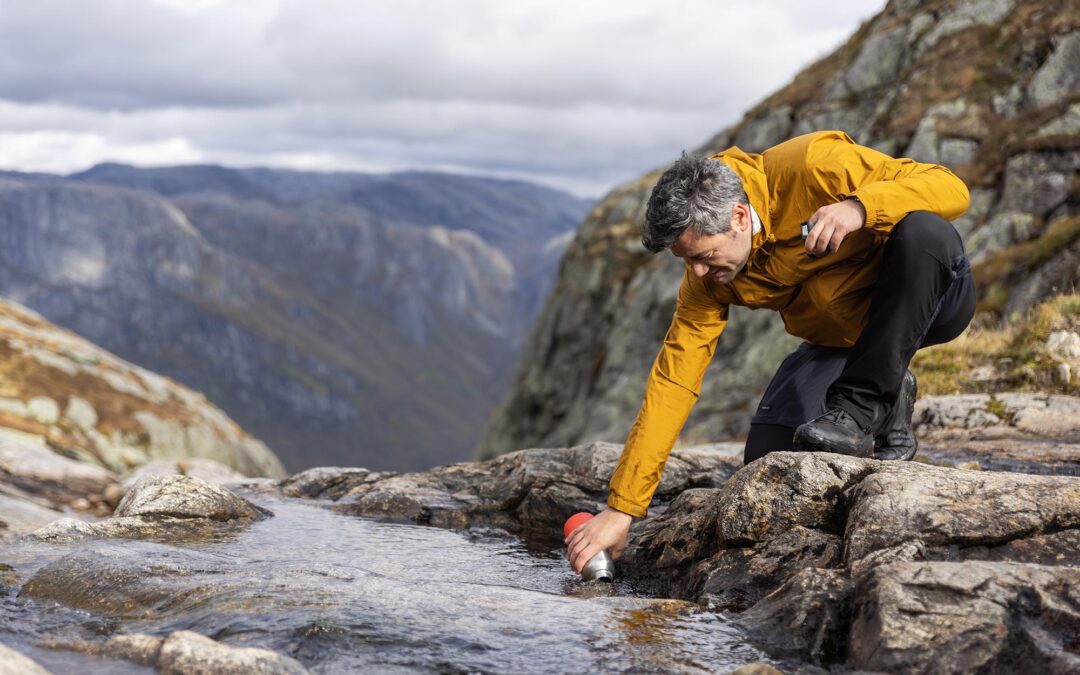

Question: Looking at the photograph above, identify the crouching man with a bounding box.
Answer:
[567,130,975,573]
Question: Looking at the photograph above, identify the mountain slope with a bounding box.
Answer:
[476,0,1080,459]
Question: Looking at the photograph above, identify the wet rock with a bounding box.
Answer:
[0,493,66,538]
[30,475,270,543]
[607,451,1080,668]
[159,631,309,675]
[304,442,738,540]
[114,474,270,521]
[278,466,392,500]
[619,453,866,606]
[19,542,233,614]
[0,643,51,675]
[849,561,1080,673]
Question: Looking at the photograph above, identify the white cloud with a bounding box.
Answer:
[0,0,880,196]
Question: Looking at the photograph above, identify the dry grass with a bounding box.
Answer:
[912,293,1080,395]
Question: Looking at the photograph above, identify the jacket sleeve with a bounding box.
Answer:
[607,265,728,518]
[806,131,971,234]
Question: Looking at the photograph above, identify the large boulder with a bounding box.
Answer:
[30,474,271,543]
[610,452,1080,669]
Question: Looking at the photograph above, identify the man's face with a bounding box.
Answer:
[670,204,753,284]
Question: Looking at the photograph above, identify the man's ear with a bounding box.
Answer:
[732,203,751,233]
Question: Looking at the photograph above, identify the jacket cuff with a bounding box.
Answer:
[607,491,648,518]
[845,189,878,229]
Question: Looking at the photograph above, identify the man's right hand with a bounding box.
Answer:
[564,507,633,574]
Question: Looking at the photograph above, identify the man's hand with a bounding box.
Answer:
[805,198,866,256]
[565,507,633,574]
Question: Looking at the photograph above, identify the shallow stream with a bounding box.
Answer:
[0,492,773,673]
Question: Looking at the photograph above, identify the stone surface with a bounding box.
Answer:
[0,298,285,478]
[0,438,117,504]
[0,643,51,675]
[277,442,739,541]
[158,631,309,675]
[849,561,1080,673]
[609,451,1080,668]
[30,475,270,543]
[1029,31,1080,107]
[0,493,66,538]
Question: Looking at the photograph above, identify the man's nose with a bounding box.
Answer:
[690,262,710,278]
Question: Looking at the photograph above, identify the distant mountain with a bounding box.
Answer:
[0,165,592,471]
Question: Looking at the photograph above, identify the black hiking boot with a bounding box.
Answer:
[874,369,918,461]
[793,407,874,457]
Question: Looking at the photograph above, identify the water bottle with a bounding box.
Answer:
[563,512,615,582]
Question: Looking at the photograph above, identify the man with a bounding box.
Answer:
[566,129,975,574]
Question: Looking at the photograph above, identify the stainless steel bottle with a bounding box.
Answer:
[564,512,616,582]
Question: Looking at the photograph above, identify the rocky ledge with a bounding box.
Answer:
[4,395,1079,673]
[266,400,1080,673]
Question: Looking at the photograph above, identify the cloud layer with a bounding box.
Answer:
[0,0,876,195]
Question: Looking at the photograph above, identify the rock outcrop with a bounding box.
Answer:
[280,441,742,539]
[27,474,271,544]
[0,297,283,478]
[477,0,1080,460]
[616,451,1080,670]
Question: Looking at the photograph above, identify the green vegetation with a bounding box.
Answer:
[912,293,1080,396]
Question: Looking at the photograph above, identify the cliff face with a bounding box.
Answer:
[0,167,589,472]
[476,0,1080,459]
[0,296,283,478]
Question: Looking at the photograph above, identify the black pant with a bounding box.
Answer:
[743,211,976,464]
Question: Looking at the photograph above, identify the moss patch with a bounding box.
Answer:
[912,293,1080,396]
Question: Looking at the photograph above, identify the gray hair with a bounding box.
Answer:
[641,152,748,253]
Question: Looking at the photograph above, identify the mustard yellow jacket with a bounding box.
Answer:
[607,130,971,518]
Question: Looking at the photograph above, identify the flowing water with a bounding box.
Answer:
[0,492,774,673]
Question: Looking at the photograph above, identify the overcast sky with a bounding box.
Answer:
[0,0,879,197]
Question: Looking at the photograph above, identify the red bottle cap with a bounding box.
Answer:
[563,512,593,539]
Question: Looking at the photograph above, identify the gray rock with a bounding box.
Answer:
[30,475,270,543]
[733,107,794,153]
[0,493,66,538]
[1047,330,1080,361]
[843,26,909,94]
[842,461,1080,562]
[115,474,270,522]
[284,443,740,538]
[159,631,309,675]
[916,0,1016,54]
[966,211,1036,262]
[0,643,51,675]
[0,438,117,501]
[1029,31,1080,107]
[849,561,1080,673]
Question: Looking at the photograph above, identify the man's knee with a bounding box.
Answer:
[887,211,963,264]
